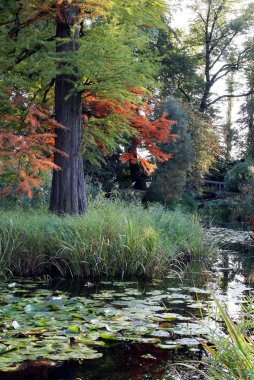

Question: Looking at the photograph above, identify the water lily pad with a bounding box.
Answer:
[8,283,17,288]
[65,326,80,334]
[12,321,21,330]
[175,338,200,346]
[156,343,179,349]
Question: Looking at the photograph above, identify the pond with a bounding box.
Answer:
[0,241,254,380]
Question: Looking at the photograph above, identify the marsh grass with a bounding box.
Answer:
[0,198,212,278]
[203,295,254,380]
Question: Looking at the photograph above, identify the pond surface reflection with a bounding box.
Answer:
[1,247,254,380]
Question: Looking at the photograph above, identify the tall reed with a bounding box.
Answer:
[203,294,254,379]
[0,198,212,278]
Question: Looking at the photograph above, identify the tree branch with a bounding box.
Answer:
[16,36,55,65]
[207,89,254,107]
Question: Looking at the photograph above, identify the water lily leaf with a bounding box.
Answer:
[25,328,48,336]
[159,313,182,321]
[24,304,49,313]
[151,330,171,338]
[65,326,80,334]
[0,344,7,354]
[8,283,16,288]
[175,338,200,346]
[146,290,164,296]
[69,351,103,360]
[141,353,156,359]
[34,320,47,328]
[99,332,121,341]
[12,321,21,329]
[100,281,112,285]
[156,343,179,349]
[184,287,210,294]
[187,303,205,309]
[72,313,85,320]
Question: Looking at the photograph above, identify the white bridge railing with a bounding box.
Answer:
[204,180,226,193]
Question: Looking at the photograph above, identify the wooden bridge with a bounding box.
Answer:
[203,180,226,193]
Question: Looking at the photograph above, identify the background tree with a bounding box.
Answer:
[144,97,219,205]
[224,71,235,162]
[144,98,192,205]
[188,0,254,113]
[240,44,254,159]
[0,0,169,214]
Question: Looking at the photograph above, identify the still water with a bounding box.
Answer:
[0,247,254,380]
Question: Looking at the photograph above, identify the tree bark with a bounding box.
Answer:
[49,4,86,214]
[127,144,147,190]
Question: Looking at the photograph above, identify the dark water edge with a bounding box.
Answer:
[0,246,254,380]
[0,344,203,380]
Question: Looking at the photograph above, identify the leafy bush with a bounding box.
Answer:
[225,160,254,192]
[144,97,193,206]
[200,198,239,224]
[233,183,254,221]
[180,193,198,212]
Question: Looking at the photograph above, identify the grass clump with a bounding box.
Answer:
[0,198,212,278]
[203,295,254,379]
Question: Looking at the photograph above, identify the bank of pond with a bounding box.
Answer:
[0,200,254,379]
[0,200,211,278]
[0,247,254,379]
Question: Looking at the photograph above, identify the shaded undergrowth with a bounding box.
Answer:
[0,198,212,278]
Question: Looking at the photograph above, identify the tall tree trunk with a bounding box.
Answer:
[224,71,234,162]
[246,92,254,159]
[127,144,147,190]
[49,4,86,214]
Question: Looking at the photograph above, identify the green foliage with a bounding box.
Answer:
[0,0,169,193]
[179,193,198,212]
[204,294,254,379]
[0,199,211,278]
[233,183,254,221]
[144,97,219,206]
[155,21,204,105]
[185,107,220,194]
[145,97,192,206]
[225,160,254,192]
[200,198,239,225]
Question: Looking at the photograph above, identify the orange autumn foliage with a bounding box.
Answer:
[19,0,111,26]
[83,89,175,174]
[0,96,64,198]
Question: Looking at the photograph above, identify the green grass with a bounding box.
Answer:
[203,294,254,380]
[0,198,212,278]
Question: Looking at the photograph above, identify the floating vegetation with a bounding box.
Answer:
[0,280,220,373]
[206,227,251,246]
[1,247,253,376]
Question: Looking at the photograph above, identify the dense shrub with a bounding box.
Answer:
[200,198,239,224]
[144,98,192,206]
[225,160,254,192]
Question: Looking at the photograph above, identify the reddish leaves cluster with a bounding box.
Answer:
[120,111,175,166]
[20,0,111,26]
[83,89,175,174]
[0,97,63,198]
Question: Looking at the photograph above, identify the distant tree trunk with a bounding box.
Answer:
[128,146,147,190]
[246,93,254,159]
[129,161,147,190]
[224,72,234,162]
[49,4,86,214]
